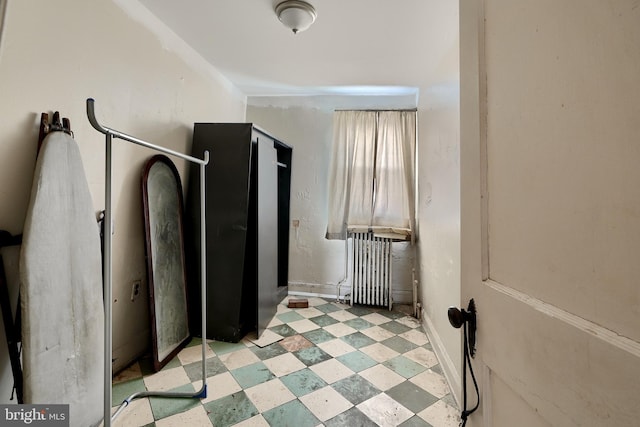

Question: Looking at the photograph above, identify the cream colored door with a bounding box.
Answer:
[460,1,640,426]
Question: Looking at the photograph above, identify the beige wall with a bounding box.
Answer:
[416,85,462,401]
[0,0,246,395]
[246,103,415,304]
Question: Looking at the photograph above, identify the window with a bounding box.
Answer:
[326,110,416,240]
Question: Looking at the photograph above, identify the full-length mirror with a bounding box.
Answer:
[142,155,190,371]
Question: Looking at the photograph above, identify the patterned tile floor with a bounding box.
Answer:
[111,296,461,426]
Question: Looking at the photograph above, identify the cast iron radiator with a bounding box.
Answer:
[350,232,393,310]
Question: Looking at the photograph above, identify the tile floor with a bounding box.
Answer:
[111,297,461,426]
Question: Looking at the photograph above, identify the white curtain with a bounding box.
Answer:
[326,110,416,240]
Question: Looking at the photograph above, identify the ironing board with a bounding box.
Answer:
[20,130,103,426]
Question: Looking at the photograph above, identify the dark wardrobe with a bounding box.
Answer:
[185,124,292,342]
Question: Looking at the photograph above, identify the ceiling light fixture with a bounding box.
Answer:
[275,0,317,34]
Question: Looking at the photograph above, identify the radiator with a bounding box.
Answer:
[350,232,393,310]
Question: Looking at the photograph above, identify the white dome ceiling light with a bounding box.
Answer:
[275,0,317,34]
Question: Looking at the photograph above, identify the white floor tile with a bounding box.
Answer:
[277,304,292,314]
[248,329,284,347]
[155,405,212,427]
[262,352,306,377]
[309,359,354,384]
[177,344,215,365]
[418,400,461,427]
[288,318,321,333]
[299,386,353,421]
[327,310,357,322]
[359,364,405,391]
[360,342,400,363]
[410,369,451,398]
[323,322,358,337]
[110,398,154,427]
[233,414,270,427]
[399,329,429,346]
[395,316,422,329]
[245,379,296,413]
[192,371,242,403]
[357,393,413,426]
[317,338,356,357]
[307,297,331,307]
[404,347,439,368]
[360,325,396,342]
[266,316,284,328]
[360,312,392,326]
[219,348,260,370]
[143,366,191,392]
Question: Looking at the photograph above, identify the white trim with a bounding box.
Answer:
[485,279,640,358]
[288,281,413,305]
[288,289,341,300]
[483,365,492,427]
[421,307,461,409]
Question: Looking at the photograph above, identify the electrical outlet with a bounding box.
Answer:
[130,280,141,301]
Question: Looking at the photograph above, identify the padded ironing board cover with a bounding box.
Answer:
[20,131,103,426]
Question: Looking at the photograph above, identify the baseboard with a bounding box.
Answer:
[288,282,342,300]
[288,282,413,305]
[421,307,462,409]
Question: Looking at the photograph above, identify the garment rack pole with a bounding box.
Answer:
[86,98,210,426]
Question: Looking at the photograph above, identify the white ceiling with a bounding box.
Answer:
[138,0,459,108]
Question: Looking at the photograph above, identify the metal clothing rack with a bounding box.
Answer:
[86,98,210,426]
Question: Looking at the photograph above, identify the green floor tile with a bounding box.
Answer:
[379,310,406,320]
[209,340,247,355]
[204,391,259,427]
[230,362,275,388]
[269,324,298,337]
[325,406,378,427]
[262,399,321,427]
[149,383,199,420]
[442,393,457,408]
[310,314,340,327]
[293,346,333,366]
[343,317,375,330]
[251,342,288,360]
[112,378,146,406]
[183,356,227,382]
[315,303,341,314]
[423,342,434,351]
[277,311,305,323]
[383,355,427,379]
[387,381,439,413]
[346,305,375,316]
[336,351,378,373]
[431,363,443,375]
[280,368,327,396]
[380,320,412,335]
[382,336,419,354]
[341,332,376,349]
[186,337,203,347]
[331,374,380,405]
[301,328,336,344]
[399,415,434,427]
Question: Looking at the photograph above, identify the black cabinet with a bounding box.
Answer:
[185,124,292,342]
